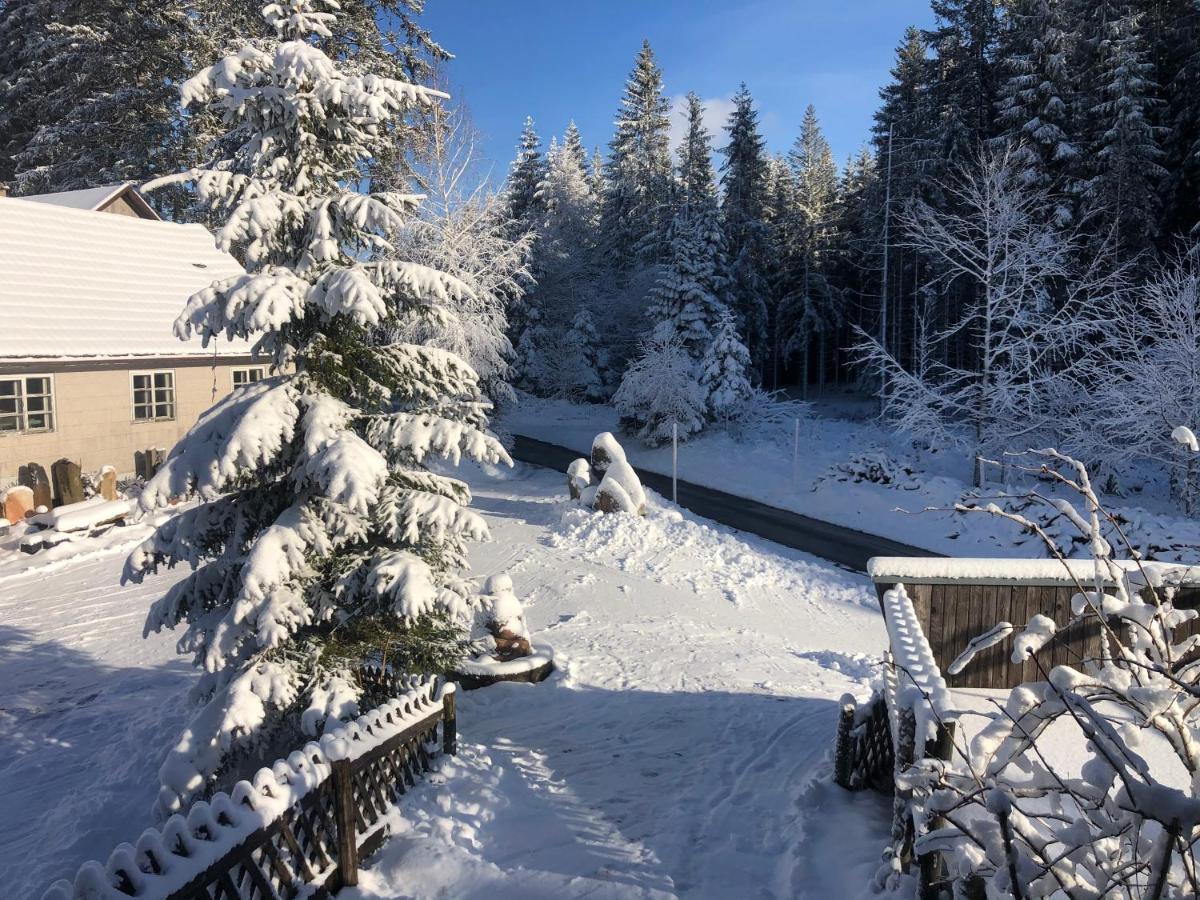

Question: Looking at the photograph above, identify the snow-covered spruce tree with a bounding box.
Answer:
[700,309,754,426]
[515,125,603,397]
[125,0,509,819]
[390,99,533,408]
[556,309,607,403]
[1081,4,1166,260]
[676,91,718,216]
[0,0,199,196]
[613,335,706,447]
[994,0,1081,222]
[602,40,674,268]
[561,120,589,174]
[720,83,771,377]
[646,207,731,364]
[923,0,1001,174]
[503,115,546,236]
[780,104,843,392]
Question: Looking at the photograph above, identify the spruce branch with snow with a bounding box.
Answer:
[126,0,509,819]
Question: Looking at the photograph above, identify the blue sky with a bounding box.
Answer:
[419,1,936,182]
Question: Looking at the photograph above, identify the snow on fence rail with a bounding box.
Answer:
[43,670,457,900]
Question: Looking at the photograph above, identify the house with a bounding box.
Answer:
[0,184,260,491]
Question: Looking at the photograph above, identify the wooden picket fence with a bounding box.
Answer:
[45,670,456,900]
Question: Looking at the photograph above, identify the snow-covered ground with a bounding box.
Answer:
[0,462,899,899]
[504,393,1200,562]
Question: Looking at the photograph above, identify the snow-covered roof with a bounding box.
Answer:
[20,183,158,218]
[868,556,1200,585]
[0,197,250,361]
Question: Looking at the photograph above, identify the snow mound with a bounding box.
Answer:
[549,490,870,610]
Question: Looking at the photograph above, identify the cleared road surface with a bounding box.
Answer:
[510,434,942,573]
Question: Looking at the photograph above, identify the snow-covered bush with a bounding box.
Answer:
[127,0,508,819]
[913,449,1200,897]
[613,335,706,446]
[817,451,921,490]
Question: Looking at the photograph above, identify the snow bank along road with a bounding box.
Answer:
[1,463,897,899]
[510,433,940,572]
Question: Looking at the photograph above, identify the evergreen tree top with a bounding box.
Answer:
[720,83,767,225]
[677,91,717,215]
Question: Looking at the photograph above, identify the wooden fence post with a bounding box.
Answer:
[330,758,358,888]
[918,721,956,900]
[833,694,856,788]
[443,688,457,756]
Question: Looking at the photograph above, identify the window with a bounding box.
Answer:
[132,370,175,422]
[232,366,265,388]
[0,374,55,434]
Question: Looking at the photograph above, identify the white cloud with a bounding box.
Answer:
[667,93,737,155]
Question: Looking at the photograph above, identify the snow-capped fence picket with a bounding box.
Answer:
[833,579,958,899]
[867,556,1200,690]
[43,672,456,900]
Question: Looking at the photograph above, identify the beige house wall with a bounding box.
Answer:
[0,356,262,488]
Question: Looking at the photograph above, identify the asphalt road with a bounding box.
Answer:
[509,434,943,573]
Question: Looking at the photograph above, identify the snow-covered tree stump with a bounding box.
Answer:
[567,458,591,500]
[454,574,554,690]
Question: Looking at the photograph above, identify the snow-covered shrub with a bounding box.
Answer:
[816,451,922,490]
[127,0,508,820]
[613,335,706,446]
[913,450,1200,897]
[1064,255,1200,515]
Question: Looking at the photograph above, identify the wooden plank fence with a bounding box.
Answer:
[869,558,1200,690]
[44,670,456,900]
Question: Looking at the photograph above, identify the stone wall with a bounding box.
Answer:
[0,357,261,488]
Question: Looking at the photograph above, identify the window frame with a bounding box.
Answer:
[231,365,266,389]
[0,373,57,435]
[130,369,177,423]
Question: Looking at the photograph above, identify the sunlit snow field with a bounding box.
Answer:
[0,461,899,899]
